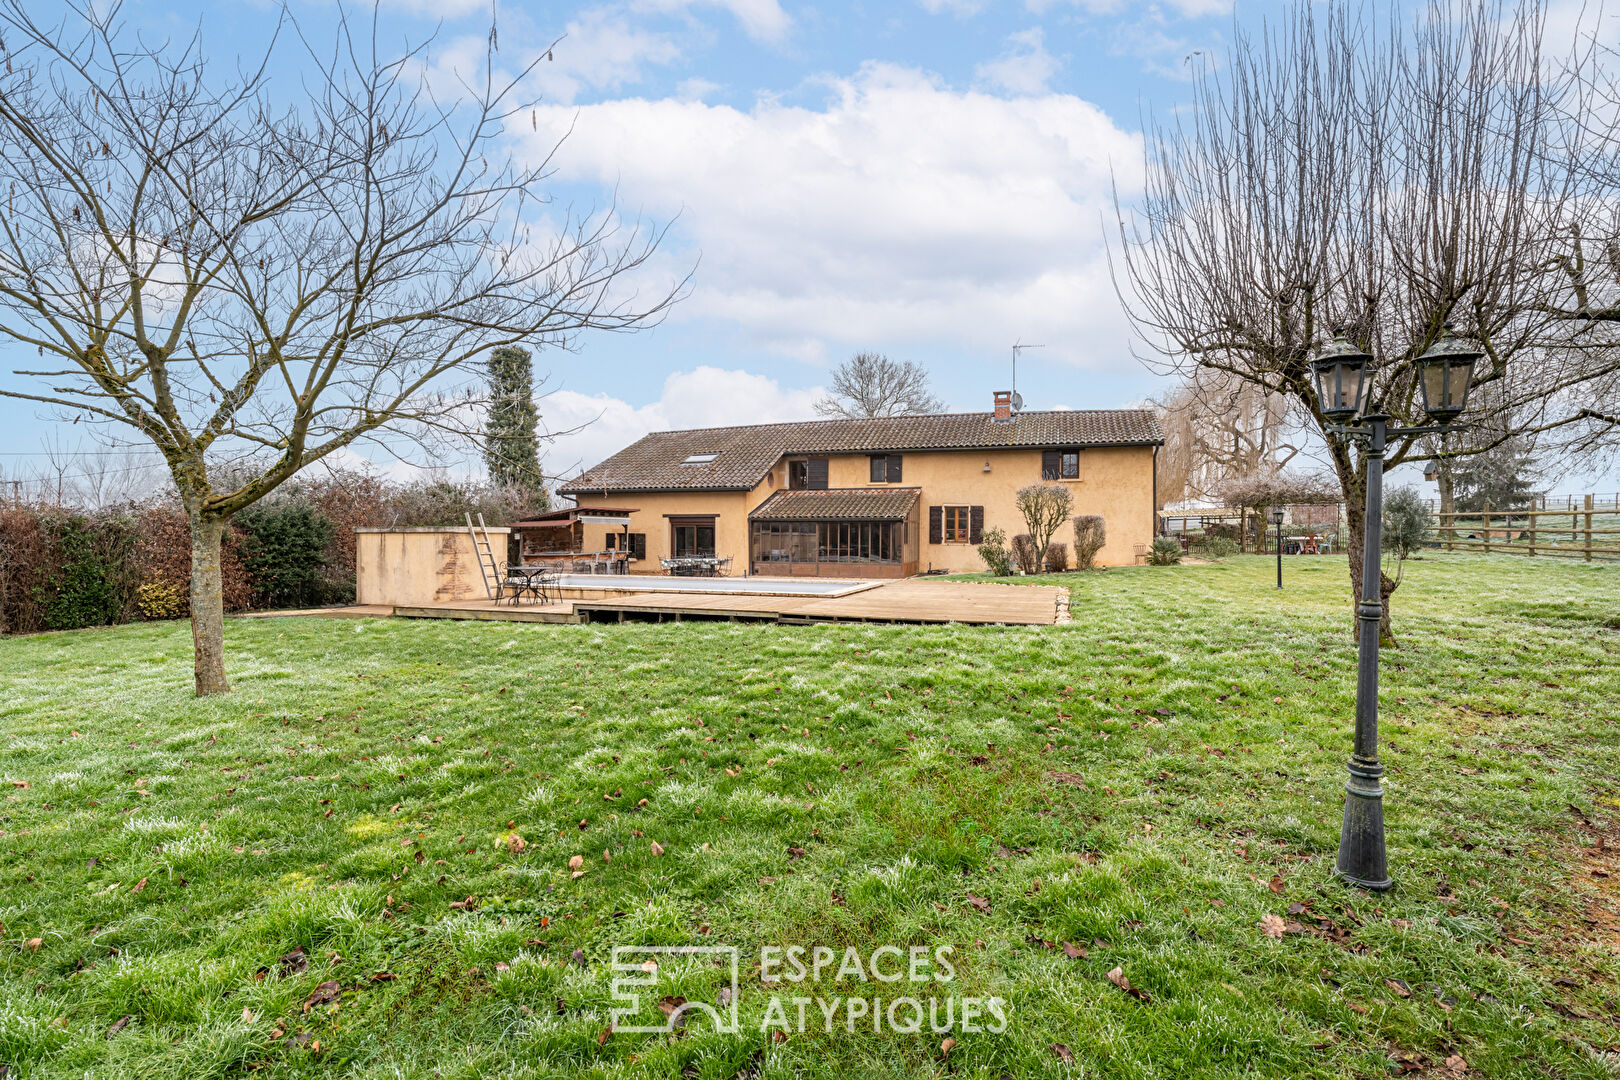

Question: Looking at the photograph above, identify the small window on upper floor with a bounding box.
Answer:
[681,453,720,465]
[1041,448,1081,480]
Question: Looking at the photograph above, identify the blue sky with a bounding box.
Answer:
[2,0,1611,495]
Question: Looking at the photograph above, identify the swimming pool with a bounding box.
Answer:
[550,573,877,598]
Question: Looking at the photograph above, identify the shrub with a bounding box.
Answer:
[237,502,336,609]
[1010,533,1041,574]
[1203,535,1240,559]
[1044,541,1069,572]
[1071,515,1106,570]
[36,512,139,631]
[976,526,1013,576]
[1148,536,1183,565]
[1382,485,1434,584]
[136,579,188,620]
[1014,482,1073,560]
[130,504,253,617]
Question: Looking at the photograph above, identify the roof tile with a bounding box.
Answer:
[749,487,921,522]
[559,409,1161,495]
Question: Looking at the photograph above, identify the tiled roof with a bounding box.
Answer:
[749,487,922,522]
[559,409,1161,495]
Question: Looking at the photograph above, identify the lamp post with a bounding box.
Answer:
[1311,325,1479,891]
[1271,508,1285,589]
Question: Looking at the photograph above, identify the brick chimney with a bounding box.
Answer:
[993,390,1013,420]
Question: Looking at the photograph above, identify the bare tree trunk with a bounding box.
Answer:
[1342,477,1396,646]
[188,513,230,696]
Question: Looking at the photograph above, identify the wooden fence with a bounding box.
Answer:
[1432,495,1620,561]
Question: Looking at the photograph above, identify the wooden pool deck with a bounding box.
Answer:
[247,579,1063,627]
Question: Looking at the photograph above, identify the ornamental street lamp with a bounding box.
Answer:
[1312,325,1480,891]
[1271,508,1285,589]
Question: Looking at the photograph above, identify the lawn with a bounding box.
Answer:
[2,553,1617,1079]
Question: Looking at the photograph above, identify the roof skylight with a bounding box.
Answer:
[681,452,720,465]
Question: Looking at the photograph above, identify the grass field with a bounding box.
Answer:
[2,553,1618,1079]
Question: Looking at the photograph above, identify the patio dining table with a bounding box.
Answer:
[501,565,559,604]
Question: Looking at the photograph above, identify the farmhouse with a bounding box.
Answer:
[555,392,1162,575]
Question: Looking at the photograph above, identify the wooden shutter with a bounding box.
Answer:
[631,533,647,560]
[887,455,903,483]
[928,505,943,544]
[969,506,984,544]
[1042,450,1061,480]
[807,458,829,490]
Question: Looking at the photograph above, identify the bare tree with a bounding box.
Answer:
[1112,0,1620,642]
[0,3,680,692]
[814,353,945,419]
[1014,482,1072,570]
[1152,367,1301,508]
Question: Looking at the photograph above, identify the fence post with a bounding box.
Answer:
[1586,494,1594,563]
[1527,509,1536,557]
[1482,504,1491,554]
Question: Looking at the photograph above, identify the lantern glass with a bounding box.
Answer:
[1415,329,1481,423]
[1270,509,1285,525]
[1311,332,1372,421]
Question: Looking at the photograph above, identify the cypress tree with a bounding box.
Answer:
[484,346,546,498]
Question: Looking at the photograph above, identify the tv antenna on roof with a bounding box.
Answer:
[1011,340,1043,411]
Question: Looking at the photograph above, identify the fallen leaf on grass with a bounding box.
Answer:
[571,948,587,968]
[1443,1054,1468,1075]
[1106,966,1149,1001]
[106,1015,132,1039]
[448,895,478,910]
[241,1006,257,1023]
[567,855,583,871]
[940,1036,957,1058]
[1267,875,1285,894]
[1260,914,1286,938]
[598,1025,613,1045]
[1062,941,1088,959]
[129,878,146,894]
[1384,978,1412,998]
[966,894,991,912]
[1051,1043,1075,1063]
[507,834,526,854]
[649,840,665,857]
[369,971,397,982]
[24,937,42,952]
[279,947,308,976]
[304,980,342,1012]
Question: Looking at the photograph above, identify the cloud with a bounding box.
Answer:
[1026,0,1231,17]
[975,28,1061,95]
[631,0,792,43]
[522,63,1143,371]
[414,8,682,107]
[541,366,823,475]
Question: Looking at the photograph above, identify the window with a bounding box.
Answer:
[605,532,647,560]
[869,454,903,483]
[788,458,829,490]
[929,505,982,545]
[671,518,716,557]
[1041,448,1081,480]
[681,453,720,465]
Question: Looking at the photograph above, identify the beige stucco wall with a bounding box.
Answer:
[355,527,507,606]
[569,490,755,570]
[572,443,1156,574]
